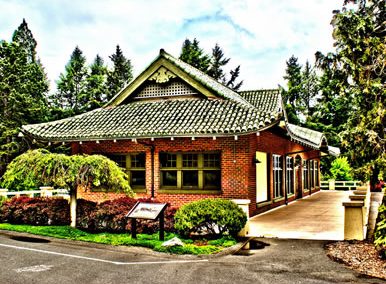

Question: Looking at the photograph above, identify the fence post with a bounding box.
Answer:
[0,188,8,197]
[329,180,335,190]
[40,186,53,197]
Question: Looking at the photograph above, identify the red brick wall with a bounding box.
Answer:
[71,128,321,216]
[73,135,252,207]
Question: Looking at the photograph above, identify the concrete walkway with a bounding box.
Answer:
[248,191,350,240]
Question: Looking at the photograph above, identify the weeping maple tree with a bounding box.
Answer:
[1,149,133,227]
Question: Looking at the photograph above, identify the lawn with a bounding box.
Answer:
[0,223,237,255]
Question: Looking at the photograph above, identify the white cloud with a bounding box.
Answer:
[0,0,342,91]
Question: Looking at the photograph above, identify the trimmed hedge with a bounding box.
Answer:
[174,198,247,237]
[374,203,386,259]
[0,196,176,234]
[0,196,70,225]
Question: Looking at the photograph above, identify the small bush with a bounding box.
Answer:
[374,204,386,259]
[174,199,247,238]
[0,196,70,225]
[329,157,353,181]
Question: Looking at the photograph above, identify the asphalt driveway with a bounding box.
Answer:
[0,230,383,284]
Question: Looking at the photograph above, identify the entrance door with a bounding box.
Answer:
[256,151,268,203]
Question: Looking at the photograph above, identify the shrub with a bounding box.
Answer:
[174,199,247,238]
[329,157,353,181]
[0,196,176,234]
[76,197,177,234]
[374,204,386,259]
[0,196,70,225]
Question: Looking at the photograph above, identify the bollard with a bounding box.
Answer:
[232,199,251,237]
[343,200,365,240]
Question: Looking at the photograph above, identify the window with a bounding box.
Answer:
[286,156,294,195]
[273,155,283,198]
[129,153,146,188]
[310,160,314,188]
[303,160,309,190]
[314,160,319,188]
[105,153,146,189]
[160,152,221,190]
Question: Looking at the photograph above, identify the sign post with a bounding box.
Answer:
[126,202,168,241]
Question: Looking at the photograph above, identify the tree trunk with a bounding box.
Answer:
[370,165,380,191]
[70,188,77,228]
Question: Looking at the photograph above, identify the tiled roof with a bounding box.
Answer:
[22,99,281,141]
[286,123,327,149]
[238,89,282,113]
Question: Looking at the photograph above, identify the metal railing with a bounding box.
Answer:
[320,180,364,190]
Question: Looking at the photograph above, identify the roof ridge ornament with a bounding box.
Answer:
[149,66,176,84]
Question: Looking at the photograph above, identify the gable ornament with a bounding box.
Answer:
[149,67,176,84]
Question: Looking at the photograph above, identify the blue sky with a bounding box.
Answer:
[0,0,342,91]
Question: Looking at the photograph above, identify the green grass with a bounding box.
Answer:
[0,223,236,255]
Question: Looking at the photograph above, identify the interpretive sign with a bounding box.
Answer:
[126,202,167,220]
[126,202,168,240]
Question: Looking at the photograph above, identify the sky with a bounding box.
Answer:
[0,0,342,92]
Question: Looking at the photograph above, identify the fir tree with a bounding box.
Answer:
[0,40,49,176]
[53,46,88,117]
[179,39,243,91]
[86,54,107,110]
[179,38,211,73]
[12,18,37,63]
[105,45,133,101]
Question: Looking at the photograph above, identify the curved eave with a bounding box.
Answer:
[285,124,328,151]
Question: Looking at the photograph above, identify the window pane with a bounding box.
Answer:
[204,153,220,168]
[182,171,198,187]
[182,154,198,168]
[160,153,177,168]
[131,153,145,168]
[204,170,221,188]
[106,155,126,169]
[162,171,177,186]
[131,171,145,187]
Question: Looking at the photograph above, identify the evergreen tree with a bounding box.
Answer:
[283,55,302,106]
[12,18,37,63]
[85,54,107,110]
[53,46,88,117]
[179,38,211,72]
[207,43,230,80]
[179,39,243,91]
[225,65,243,91]
[282,55,303,124]
[105,45,133,101]
[327,0,385,185]
[0,41,49,176]
[301,61,318,119]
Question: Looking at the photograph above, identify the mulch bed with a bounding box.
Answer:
[326,240,386,280]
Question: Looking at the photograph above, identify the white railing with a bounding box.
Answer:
[320,180,364,190]
[0,187,70,199]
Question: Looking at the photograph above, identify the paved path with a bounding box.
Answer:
[248,191,350,240]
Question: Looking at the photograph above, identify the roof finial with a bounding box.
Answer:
[160,48,165,55]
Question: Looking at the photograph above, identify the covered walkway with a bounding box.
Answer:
[248,191,349,240]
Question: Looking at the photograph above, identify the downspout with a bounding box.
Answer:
[137,140,155,199]
[150,145,155,198]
